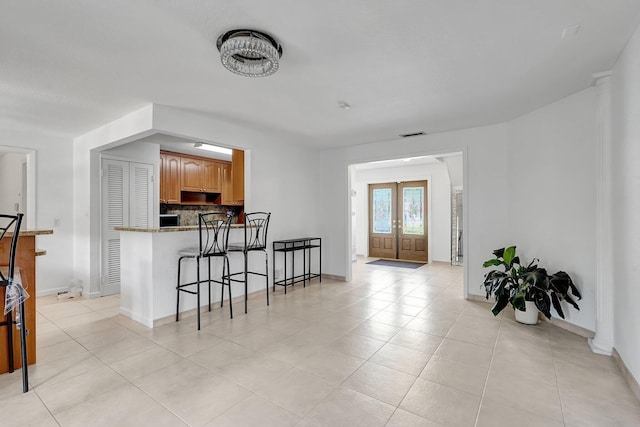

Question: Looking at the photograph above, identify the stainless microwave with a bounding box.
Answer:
[159,214,179,227]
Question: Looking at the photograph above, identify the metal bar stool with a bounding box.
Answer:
[176,214,231,330]
[0,213,29,392]
[225,212,270,315]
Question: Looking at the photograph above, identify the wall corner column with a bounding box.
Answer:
[589,71,614,356]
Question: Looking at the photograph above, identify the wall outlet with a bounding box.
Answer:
[275,269,282,279]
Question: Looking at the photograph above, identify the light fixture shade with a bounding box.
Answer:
[216,29,283,77]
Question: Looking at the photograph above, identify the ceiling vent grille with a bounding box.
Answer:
[399,131,426,138]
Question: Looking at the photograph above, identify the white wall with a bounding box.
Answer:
[353,162,451,262]
[444,156,463,188]
[74,105,155,297]
[611,22,640,385]
[319,124,511,295]
[0,131,74,296]
[507,88,598,331]
[0,152,25,214]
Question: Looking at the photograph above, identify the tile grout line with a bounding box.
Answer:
[472,314,501,427]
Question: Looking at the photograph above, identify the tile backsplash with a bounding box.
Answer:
[161,204,242,226]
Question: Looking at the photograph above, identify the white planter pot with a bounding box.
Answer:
[514,301,539,325]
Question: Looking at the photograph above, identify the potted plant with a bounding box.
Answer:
[482,246,582,324]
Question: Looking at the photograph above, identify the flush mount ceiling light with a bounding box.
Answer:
[193,142,232,155]
[216,29,283,77]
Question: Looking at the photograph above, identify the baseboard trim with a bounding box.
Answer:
[612,348,640,403]
[321,273,346,282]
[120,307,153,328]
[85,290,102,299]
[35,286,69,298]
[544,317,595,339]
[467,294,596,340]
[467,294,490,303]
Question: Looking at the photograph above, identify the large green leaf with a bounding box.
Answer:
[503,246,517,267]
[522,268,549,292]
[534,292,552,319]
[491,294,510,316]
[564,294,580,311]
[550,293,565,319]
[511,292,526,311]
[552,271,582,300]
[492,247,505,258]
[483,259,503,268]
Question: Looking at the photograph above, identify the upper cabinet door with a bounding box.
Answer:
[221,162,233,205]
[202,160,221,193]
[164,153,181,203]
[181,157,202,191]
[232,149,244,201]
[159,152,166,203]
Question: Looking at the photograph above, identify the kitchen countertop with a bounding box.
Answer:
[6,229,54,236]
[115,224,246,233]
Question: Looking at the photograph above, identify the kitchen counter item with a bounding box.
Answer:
[159,214,179,227]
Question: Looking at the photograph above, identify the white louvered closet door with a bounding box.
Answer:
[129,162,153,228]
[102,159,129,296]
[101,159,153,296]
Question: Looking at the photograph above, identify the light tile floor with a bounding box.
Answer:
[1,259,639,426]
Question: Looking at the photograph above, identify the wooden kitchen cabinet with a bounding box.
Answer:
[160,150,238,205]
[202,160,222,193]
[221,162,234,205]
[180,155,222,193]
[180,156,203,192]
[232,149,244,202]
[160,152,181,204]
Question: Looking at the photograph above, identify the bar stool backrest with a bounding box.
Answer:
[0,213,23,283]
[199,214,231,258]
[243,212,270,251]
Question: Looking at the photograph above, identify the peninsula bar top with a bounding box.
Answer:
[115,224,247,233]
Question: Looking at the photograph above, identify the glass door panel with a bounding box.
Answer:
[373,188,393,234]
[398,181,428,262]
[402,186,425,235]
[368,183,397,259]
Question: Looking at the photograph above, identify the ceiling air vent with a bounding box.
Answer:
[399,131,426,138]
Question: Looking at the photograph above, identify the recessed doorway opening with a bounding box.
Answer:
[348,151,466,294]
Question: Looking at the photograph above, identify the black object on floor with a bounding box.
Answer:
[366,259,425,269]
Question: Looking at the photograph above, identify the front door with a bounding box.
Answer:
[368,181,428,262]
[369,183,397,259]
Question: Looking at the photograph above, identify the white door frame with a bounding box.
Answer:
[0,145,36,229]
[345,148,469,299]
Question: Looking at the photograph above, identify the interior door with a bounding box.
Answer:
[398,181,428,261]
[129,162,153,228]
[101,159,128,296]
[368,183,397,259]
[368,180,428,262]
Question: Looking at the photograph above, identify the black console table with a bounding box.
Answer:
[272,237,321,293]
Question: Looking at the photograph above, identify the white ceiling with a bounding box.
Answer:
[2,1,640,148]
[134,133,232,161]
[353,155,446,171]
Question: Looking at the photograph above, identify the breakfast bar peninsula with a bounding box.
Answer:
[116,225,260,328]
